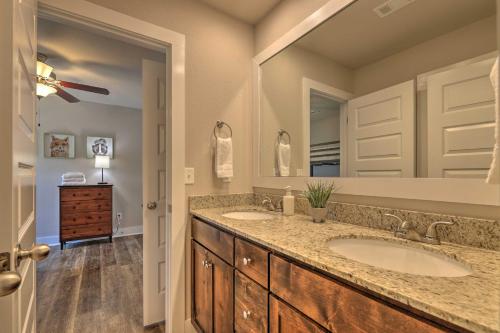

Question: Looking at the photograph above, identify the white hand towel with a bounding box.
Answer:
[486,57,499,184]
[215,137,233,182]
[277,143,291,177]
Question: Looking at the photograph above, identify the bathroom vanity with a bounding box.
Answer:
[190,206,500,333]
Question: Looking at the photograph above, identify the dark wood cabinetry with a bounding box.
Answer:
[269,296,327,333]
[59,185,113,249]
[191,222,234,333]
[191,217,459,333]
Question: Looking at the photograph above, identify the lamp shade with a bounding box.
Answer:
[95,155,110,169]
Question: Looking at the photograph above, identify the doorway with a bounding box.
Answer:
[35,14,168,332]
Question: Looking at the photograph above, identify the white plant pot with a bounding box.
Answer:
[310,207,327,223]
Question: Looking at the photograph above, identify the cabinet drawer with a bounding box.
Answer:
[60,187,112,202]
[270,255,448,333]
[61,223,111,240]
[192,218,234,264]
[61,200,112,213]
[235,271,267,333]
[61,211,112,227]
[235,238,269,288]
[269,296,327,333]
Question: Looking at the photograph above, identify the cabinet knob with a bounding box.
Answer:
[243,310,251,320]
[243,257,252,265]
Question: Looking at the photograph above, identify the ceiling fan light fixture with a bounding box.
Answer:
[36,61,54,78]
[36,83,57,97]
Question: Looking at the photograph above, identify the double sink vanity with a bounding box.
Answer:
[190,203,500,333]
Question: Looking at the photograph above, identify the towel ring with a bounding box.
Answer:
[277,129,291,144]
[213,120,233,139]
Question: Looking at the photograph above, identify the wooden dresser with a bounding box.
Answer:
[59,185,113,249]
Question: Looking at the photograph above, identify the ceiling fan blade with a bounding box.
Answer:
[58,80,110,95]
[56,87,80,103]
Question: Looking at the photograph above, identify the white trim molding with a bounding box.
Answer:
[252,0,500,206]
[38,1,186,332]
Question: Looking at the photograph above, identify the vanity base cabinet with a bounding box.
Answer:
[269,296,327,333]
[191,217,458,333]
[192,241,234,333]
[270,254,450,333]
[234,271,268,333]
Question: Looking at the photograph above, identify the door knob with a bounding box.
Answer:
[0,252,21,297]
[146,201,157,210]
[15,244,50,267]
[0,271,22,297]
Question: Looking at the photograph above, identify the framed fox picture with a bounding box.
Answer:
[44,133,76,159]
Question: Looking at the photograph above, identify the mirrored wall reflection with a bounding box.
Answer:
[259,0,497,179]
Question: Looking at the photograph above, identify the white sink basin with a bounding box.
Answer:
[222,211,275,220]
[327,238,472,277]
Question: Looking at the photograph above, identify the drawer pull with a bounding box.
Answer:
[243,257,252,265]
[242,310,251,320]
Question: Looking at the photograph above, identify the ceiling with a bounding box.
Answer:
[295,0,496,69]
[199,0,281,24]
[37,18,165,109]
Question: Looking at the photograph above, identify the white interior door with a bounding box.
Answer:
[143,59,167,326]
[0,0,44,332]
[427,58,496,178]
[347,80,416,177]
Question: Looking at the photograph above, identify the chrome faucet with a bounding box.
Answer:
[385,214,455,245]
[262,196,282,212]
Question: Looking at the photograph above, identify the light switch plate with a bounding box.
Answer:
[184,167,195,184]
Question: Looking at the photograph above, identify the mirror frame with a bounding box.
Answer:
[252,0,500,206]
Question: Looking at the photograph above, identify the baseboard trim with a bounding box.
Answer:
[36,225,143,245]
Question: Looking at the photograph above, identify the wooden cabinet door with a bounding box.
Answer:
[210,250,234,333]
[269,296,327,333]
[192,241,234,333]
[192,241,213,333]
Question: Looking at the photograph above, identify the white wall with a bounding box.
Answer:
[36,98,142,243]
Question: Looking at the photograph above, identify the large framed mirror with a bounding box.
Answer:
[253,0,499,205]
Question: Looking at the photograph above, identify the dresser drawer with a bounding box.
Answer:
[60,187,112,202]
[61,223,111,240]
[61,211,112,227]
[61,200,112,213]
[192,218,234,264]
[235,271,268,333]
[270,255,449,333]
[235,238,269,287]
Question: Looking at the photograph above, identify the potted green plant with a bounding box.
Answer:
[303,181,335,223]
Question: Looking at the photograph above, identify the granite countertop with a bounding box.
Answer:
[191,205,500,333]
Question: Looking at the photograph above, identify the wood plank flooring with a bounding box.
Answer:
[37,235,165,333]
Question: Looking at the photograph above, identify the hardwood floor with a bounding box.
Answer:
[37,235,165,333]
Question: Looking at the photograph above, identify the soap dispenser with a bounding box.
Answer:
[283,186,295,216]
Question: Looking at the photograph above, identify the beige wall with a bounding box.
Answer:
[353,16,497,96]
[260,45,352,176]
[254,0,331,54]
[88,0,254,197]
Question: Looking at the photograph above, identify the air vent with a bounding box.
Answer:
[374,0,416,18]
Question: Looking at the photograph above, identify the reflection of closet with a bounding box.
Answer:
[426,57,496,179]
[346,80,416,178]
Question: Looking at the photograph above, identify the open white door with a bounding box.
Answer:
[143,59,167,326]
[427,58,496,178]
[347,80,416,177]
[0,0,49,332]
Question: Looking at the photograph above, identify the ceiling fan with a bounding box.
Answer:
[36,53,110,103]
